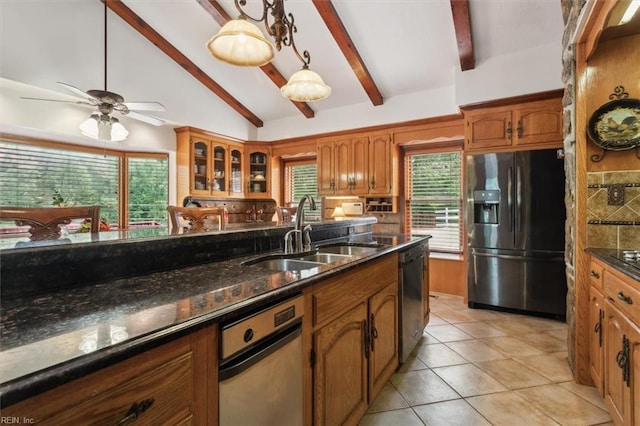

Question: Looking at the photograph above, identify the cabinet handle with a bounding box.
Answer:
[330,178,335,190]
[363,319,369,359]
[590,270,600,279]
[506,122,512,139]
[370,313,378,352]
[517,120,523,138]
[370,177,376,190]
[113,398,155,426]
[617,291,633,305]
[594,309,604,347]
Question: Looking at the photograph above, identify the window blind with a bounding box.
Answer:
[0,141,120,223]
[127,156,169,227]
[405,151,462,253]
[284,162,322,220]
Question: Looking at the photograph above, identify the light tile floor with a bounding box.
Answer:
[360,292,613,426]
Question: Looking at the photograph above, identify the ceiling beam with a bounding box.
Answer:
[312,0,383,106]
[103,0,263,127]
[196,0,315,119]
[450,0,475,71]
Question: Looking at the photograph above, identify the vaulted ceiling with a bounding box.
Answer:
[0,0,564,142]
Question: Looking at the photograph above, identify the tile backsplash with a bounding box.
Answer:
[587,170,640,249]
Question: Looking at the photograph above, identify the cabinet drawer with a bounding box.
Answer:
[3,332,204,425]
[604,269,640,326]
[310,255,397,328]
[589,260,604,290]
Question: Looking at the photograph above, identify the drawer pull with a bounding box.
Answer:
[590,270,600,279]
[114,398,155,426]
[617,291,633,305]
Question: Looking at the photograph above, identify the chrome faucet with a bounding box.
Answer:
[284,195,316,253]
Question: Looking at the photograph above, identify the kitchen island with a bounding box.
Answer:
[1,217,429,424]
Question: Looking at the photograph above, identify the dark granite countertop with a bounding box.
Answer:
[0,231,429,407]
[586,248,640,282]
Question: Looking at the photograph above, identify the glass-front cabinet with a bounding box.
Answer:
[246,149,270,198]
[175,127,245,201]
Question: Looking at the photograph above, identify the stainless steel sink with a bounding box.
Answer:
[316,245,379,256]
[248,258,325,272]
[299,253,352,263]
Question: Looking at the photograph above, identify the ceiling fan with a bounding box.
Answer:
[21,2,165,140]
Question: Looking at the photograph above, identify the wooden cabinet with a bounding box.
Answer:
[589,285,605,394]
[305,254,398,426]
[245,147,271,198]
[463,98,563,152]
[176,126,245,202]
[589,256,639,426]
[317,133,395,196]
[2,326,216,425]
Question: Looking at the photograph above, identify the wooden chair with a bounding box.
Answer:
[275,206,297,224]
[168,206,225,233]
[0,206,100,240]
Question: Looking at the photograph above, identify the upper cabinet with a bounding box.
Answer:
[463,97,563,152]
[317,133,395,196]
[175,127,245,202]
[245,145,271,198]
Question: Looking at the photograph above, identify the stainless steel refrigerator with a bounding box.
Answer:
[466,149,567,319]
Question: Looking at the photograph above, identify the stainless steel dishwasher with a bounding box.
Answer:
[398,244,425,362]
[218,295,304,426]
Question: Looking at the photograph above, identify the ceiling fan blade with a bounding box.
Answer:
[122,101,166,112]
[123,110,166,126]
[20,97,95,107]
[57,82,100,103]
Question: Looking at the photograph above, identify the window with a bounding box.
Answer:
[405,150,462,253]
[284,160,322,220]
[0,139,168,229]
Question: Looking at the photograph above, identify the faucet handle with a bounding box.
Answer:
[303,225,312,252]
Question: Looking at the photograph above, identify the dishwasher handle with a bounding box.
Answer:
[219,322,301,381]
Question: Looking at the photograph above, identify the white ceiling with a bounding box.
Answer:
[0,0,565,144]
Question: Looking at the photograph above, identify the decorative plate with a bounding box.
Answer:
[587,98,640,151]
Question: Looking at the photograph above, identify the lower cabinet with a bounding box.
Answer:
[3,325,216,426]
[589,256,639,426]
[305,254,399,426]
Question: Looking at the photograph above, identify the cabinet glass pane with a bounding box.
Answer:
[213,146,226,192]
[193,141,208,191]
[249,152,267,194]
[230,149,242,194]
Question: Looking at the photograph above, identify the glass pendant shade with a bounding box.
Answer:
[79,113,128,142]
[280,68,332,102]
[207,19,275,66]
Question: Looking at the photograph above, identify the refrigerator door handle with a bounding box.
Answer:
[472,251,564,262]
[507,167,513,232]
[516,163,523,235]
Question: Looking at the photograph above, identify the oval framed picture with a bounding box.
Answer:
[587,98,640,151]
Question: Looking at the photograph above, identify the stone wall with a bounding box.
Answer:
[560,0,585,374]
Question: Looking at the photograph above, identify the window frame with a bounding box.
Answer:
[0,134,169,230]
[403,142,464,254]
[283,157,322,219]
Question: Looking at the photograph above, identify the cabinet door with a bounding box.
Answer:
[604,306,632,426]
[368,134,392,195]
[317,141,335,195]
[632,323,640,426]
[247,151,269,197]
[191,139,211,195]
[368,280,398,401]
[423,255,430,326]
[351,137,369,195]
[513,99,563,146]
[314,303,368,426]
[589,286,605,395]
[335,139,353,195]
[465,110,513,150]
[211,144,227,194]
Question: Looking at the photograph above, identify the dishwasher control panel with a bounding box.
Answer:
[221,295,304,359]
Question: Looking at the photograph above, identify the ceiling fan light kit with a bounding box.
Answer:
[79,113,129,142]
[207,18,275,66]
[208,0,331,102]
